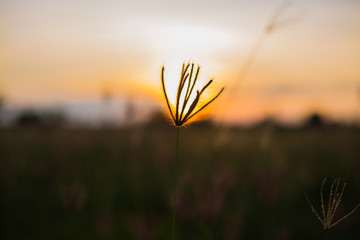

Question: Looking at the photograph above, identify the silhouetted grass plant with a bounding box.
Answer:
[161,62,224,239]
[305,178,360,239]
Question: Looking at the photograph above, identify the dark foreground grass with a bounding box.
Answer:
[0,125,359,239]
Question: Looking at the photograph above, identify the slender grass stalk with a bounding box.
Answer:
[172,127,180,240]
[161,62,224,240]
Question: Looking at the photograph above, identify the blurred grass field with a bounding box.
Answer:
[0,124,360,239]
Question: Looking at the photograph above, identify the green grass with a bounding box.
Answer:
[0,125,360,239]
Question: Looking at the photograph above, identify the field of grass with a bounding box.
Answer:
[1,124,360,239]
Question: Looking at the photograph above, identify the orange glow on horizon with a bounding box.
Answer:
[1,0,360,124]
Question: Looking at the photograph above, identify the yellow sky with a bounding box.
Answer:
[1,0,360,124]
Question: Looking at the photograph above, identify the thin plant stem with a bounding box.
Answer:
[172,127,180,240]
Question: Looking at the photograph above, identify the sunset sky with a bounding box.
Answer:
[1,0,360,125]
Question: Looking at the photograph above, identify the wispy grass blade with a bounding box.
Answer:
[179,64,195,121]
[187,66,200,101]
[330,202,360,228]
[184,87,224,124]
[320,178,326,221]
[180,90,200,125]
[330,179,340,221]
[305,193,325,226]
[161,67,176,123]
[200,79,213,94]
[329,182,345,224]
[175,73,189,123]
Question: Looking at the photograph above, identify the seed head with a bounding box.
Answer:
[305,178,360,230]
[161,62,224,127]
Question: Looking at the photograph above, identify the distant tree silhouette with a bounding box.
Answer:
[16,110,42,127]
[305,113,325,128]
[15,109,66,128]
[0,95,3,127]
